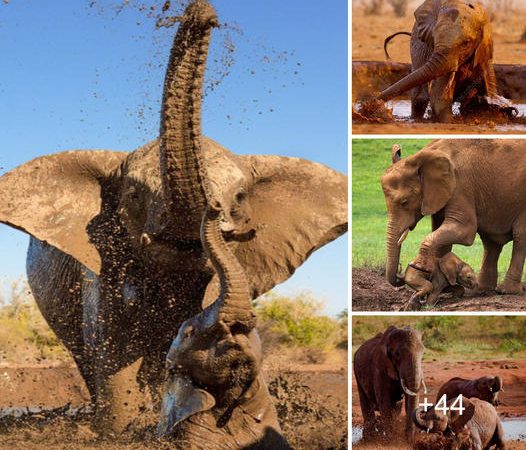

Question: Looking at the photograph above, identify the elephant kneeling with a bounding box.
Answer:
[412,397,506,450]
[436,375,503,407]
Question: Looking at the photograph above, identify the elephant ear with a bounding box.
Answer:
[492,375,503,393]
[449,397,475,434]
[414,0,437,46]
[412,149,456,216]
[157,374,216,436]
[0,150,127,274]
[438,253,460,286]
[379,326,398,380]
[235,155,347,298]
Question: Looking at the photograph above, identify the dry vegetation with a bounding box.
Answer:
[0,279,347,368]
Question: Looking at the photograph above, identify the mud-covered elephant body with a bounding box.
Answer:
[436,376,503,406]
[0,0,347,432]
[381,0,501,122]
[353,326,426,441]
[382,139,526,296]
[413,396,506,449]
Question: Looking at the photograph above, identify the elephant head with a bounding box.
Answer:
[438,252,477,290]
[412,397,475,436]
[475,375,503,406]
[380,0,496,101]
[380,326,426,397]
[0,0,347,299]
[157,201,280,444]
[381,144,456,286]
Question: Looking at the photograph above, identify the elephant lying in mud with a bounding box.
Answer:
[353,326,426,441]
[157,202,289,449]
[0,0,347,432]
[412,396,506,450]
[382,140,526,296]
[402,252,477,310]
[381,0,514,122]
[437,376,503,407]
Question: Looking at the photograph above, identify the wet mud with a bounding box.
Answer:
[0,365,347,450]
[351,359,526,448]
[352,268,526,311]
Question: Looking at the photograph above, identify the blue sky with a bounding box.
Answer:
[0,0,347,315]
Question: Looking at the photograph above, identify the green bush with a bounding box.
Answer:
[255,292,344,351]
[415,316,461,352]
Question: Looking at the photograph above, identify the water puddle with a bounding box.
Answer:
[352,419,526,444]
[354,100,526,132]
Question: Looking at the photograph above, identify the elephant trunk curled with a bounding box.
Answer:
[160,0,219,241]
[386,218,405,287]
[201,204,256,330]
[379,51,452,101]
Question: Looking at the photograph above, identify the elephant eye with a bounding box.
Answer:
[235,191,247,203]
[400,198,408,206]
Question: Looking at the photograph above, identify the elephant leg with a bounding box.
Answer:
[93,357,152,434]
[478,235,504,292]
[378,398,396,440]
[429,73,456,123]
[404,394,418,442]
[498,230,526,294]
[357,383,377,440]
[411,86,429,120]
[416,219,477,273]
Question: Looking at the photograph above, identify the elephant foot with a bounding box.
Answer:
[496,281,524,295]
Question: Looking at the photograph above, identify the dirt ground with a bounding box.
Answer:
[351,4,526,134]
[352,268,526,311]
[0,364,347,450]
[351,358,526,449]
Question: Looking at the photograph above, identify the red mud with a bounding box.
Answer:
[0,365,347,450]
[352,268,526,311]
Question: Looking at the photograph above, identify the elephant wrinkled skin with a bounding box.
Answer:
[382,140,526,297]
[412,396,506,449]
[436,376,503,407]
[381,0,507,123]
[353,326,426,441]
[0,0,347,432]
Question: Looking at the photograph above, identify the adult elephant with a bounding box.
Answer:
[381,0,501,122]
[353,326,426,441]
[0,0,347,432]
[381,140,526,296]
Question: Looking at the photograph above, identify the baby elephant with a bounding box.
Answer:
[437,376,503,407]
[413,396,506,450]
[403,252,477,309]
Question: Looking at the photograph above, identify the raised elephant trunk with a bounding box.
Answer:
[412,406,431,431]
[160,0,219,241]
[379,51,452,101]
[201,204,256,331]
[386,218,406,286]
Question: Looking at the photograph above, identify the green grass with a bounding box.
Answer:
[352,139,515,280]
[351,316,526,361]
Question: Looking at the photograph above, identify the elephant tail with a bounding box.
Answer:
[384,31,412,60]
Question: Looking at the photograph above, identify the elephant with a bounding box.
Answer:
[0,0,347,432]
[353,326,426,441]
[157,200,289,449]
[412,396,506,450]
[402,251,477,310]
[436,376,503,407]
[380,0,511,123]
[382,140,526,297]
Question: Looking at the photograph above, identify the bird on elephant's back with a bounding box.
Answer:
[381,0,516,123]
[353,326,427,442]
[0,0,347,433]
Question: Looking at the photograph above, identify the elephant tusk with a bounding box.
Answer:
[422,379,427,395]
[401,378,418,397]
[398,229,409,246]
[140,233,152,247]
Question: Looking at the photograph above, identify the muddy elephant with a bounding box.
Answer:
[353,326,426,441]
[382,140,526,296]
[381,0,505,122]
[157,202,289,449]
[412,396,506,450]
[403,251,477,309]
[436,376,503,407]
[0,0,347,432]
